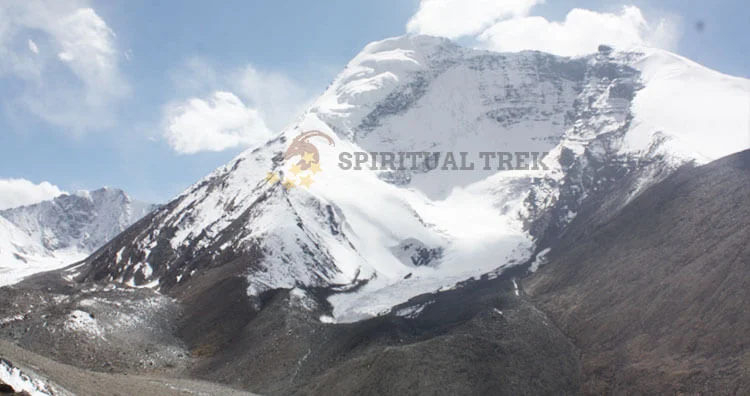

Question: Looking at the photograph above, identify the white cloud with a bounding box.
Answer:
[162,59,311,154]
[233,65,309,131]
[169,57,221,95]
[0,178,65,210]
[478,6,680,57]
[407,0,543,38]
[0,0,129,132]
[405,1,680,57]
[163,91,273,155]
[27,38,38,54]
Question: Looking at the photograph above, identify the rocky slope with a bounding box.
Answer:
[0,340,257,396]
[2,151,747,395]
[525,150,750,394]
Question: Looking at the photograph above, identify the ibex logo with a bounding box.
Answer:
[266,130,335,189]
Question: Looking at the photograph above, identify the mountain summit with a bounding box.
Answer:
[0,188,156,286]
[76,35,749,322]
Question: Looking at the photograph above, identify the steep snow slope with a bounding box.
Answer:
[0,216,78,287]
[626,49,750,160]
[78,35,750,322]
[0,188,156,287]
[0,358,58,396]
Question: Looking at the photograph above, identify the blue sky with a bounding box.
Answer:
[0,0,747,206]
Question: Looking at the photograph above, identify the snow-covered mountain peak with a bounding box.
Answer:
[624,47,750,161]
[313,35,749,162]
[76,36,750,322]
[311,36,453,142]
[0,188,157,287]
[1,188,155,252]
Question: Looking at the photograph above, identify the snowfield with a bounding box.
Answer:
[0,216,88,287]
[0,360,56,396]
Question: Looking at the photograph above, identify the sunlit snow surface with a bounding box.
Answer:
[0,216,87,287]
[627,49,750,160]
[305,142,539,321]
[0,360,55,396]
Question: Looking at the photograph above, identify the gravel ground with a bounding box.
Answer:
[0,340,258,396]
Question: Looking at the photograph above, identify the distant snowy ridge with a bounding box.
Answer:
[78,35,750,322]
[0,188,157,287]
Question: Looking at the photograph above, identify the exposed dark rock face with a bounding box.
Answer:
[0,382,30,396]
[525,150,750,394]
